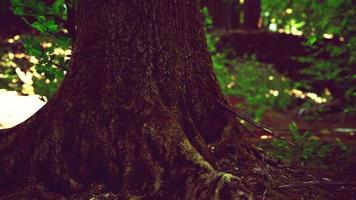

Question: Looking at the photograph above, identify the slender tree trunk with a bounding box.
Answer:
[243,0,261,29]
[0,1,293,199]
[202,0,241,30]
[230,0,241,29]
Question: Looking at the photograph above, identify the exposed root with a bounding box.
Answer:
[0,105,297,199]
[185,172,252,200]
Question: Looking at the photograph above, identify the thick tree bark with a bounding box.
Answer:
[0,1,300,199]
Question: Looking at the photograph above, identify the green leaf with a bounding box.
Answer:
[52,0,65,14]
[271,139,289,148]
[13,7,24,15]
[289,122,303,142]
[44,20,59,32]
[307,35,317,46]
[28,48,42,57]
[327,0,340,7]
[10,0,24,15]
[335,138,348,151]
[288,122,299,135]
[34,1,46,15]
[10,0,22,4]
[302,131,312,140]
[31,21,46,33]
[37,16,46,23]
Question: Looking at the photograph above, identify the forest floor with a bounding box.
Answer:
[252,108,356,198]
[261,108,356,174]
[0,91,355,198]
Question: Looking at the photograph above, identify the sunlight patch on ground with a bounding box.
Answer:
[0,90,45,129]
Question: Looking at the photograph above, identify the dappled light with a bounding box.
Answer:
[1,33,69,97]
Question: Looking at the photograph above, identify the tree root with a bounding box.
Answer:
[184,172,252,200]
[0,105,289,199]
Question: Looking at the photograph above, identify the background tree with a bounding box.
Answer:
[202,0,261,31]
[201,0,242,30]
[243,0,261,29]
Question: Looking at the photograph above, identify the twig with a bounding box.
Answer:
[277,180,355,190]
[217,102,295,146]
[46,59,67,71]
[20,16,73,50]
[238,120,255,137]
[262,188,267,200]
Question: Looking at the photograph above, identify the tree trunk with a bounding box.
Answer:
[202,0,241,30]
[230,0,242,29]
[0,1,295,199]
[243,0,261,29]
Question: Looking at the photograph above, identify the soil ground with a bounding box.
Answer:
[251,108,356,198]
[0,92,355,199]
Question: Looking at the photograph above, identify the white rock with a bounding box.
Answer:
[0,90,45,129]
